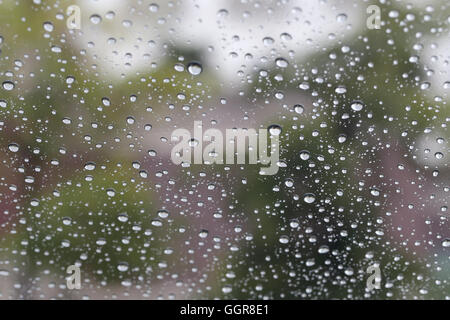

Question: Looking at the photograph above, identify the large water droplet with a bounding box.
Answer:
[8,143,19,152]
[268,124,282,136]
[90,14,102,24]
[351,100,364,111]
[187,62,202,75]
[2,81,14,91]
[43,21,54,32]
[275,58,288,68]
[293,104,304,114]
[199,229,209,238]
[84,162,96,171]
[303,193,316,203]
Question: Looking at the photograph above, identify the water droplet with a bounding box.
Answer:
[318,245,329,254]
[90,14,102,24]
[420,82,430,90]
[293,104,304,114]
[117,262,129,272]
[149,3,159,12]
[66,76,75,84]
[187,62,202,75]
[299,150,310,160]
[303,193,316,203]
[102,97,111,106]
[84,162,96,171]
[8,143,19,152]
[335,86,347,94]
[96,238,106,246]
[442,239,450,248]
[279,235,289,244]
[139,170,148,178]
[217,9,229,17]
[174,63,185,72]
[280,32,292,41]
[344,268,354,276]
[152,219,163,227]
[222,285,232,293]
[268,124,282,136]
[2,81,14,91]
[43,21,54,32]
[0,270,10,277]
[336,13,347,22]
[285,179,294,188]
[275,58,288,68]
[106,188,116,197]
[126,116,135,124]
[158,209,169,219]
[117,213,129,222]
[351,100,364,111]
[199,229,209,238]
[338,134,347,143]
[263,37,274,46]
